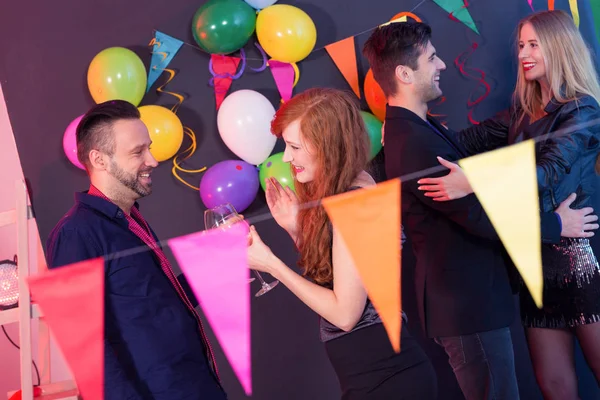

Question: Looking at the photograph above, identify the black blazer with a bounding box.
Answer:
[457,95,600,213]
[384,105,561,338]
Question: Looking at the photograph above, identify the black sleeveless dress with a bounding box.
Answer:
[320,187,437,399]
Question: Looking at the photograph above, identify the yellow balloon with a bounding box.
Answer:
[138,105,183,162]
[256,5,317,63]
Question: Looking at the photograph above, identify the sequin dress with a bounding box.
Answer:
[520,238,600,328]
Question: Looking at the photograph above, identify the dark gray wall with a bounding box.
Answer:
[1,0,599,399]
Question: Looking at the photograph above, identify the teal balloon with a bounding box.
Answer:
[192,0,257,54]
[258,152,296,192]
[360,111,383,160]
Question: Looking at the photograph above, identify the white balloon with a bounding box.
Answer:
[217,90,277,166]
[244,0,277,9]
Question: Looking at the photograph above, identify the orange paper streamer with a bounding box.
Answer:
[322,180,402,352]
[148,39,206,190]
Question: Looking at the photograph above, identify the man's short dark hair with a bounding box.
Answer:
[76,100,140,169]
[362,21,432,97]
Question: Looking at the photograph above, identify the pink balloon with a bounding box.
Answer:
[63,115,85,170]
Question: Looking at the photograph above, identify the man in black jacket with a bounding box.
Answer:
[363,21,596,400]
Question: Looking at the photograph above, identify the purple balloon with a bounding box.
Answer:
[200,160,260,212]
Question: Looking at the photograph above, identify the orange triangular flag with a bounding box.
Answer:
[27,257,104,400]
[322,179,401,351]
[211,55,241,110]
[325,36,361,98]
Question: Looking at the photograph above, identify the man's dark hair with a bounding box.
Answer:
[76,100,140,170]
[362,21,432,97]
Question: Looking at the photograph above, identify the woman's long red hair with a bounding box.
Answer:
[270,88,370,285]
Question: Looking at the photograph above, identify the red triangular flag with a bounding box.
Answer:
[211,55,241,110]
[27,258,104,400]
[325,37,361,98]
[269,61,295,103]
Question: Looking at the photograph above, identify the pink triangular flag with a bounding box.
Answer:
[212,55,241,110]
[269,60,295,103]
[169,225,251,395]
[27,257,104,400]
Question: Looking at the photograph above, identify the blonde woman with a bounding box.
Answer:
[417,10,600,398]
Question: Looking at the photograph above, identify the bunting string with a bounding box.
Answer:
[150,0,428,62]
[74,116,600,263]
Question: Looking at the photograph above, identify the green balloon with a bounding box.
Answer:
[360,111,383,160]
[259,152,296,192]
[192,0,257,54]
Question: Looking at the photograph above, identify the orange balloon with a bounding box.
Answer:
[364,69,386,122]
[389,12,422,23]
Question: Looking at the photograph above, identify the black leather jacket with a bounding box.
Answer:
[456,95,600,212]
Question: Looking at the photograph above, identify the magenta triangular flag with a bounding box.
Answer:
[269,60,295,103]
[169,225,251,395]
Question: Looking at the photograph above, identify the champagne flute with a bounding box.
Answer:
[204,203,279,297]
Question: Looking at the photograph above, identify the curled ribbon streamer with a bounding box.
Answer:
[148,38,185,113]
[148,38,205,190]
[249,42,268,72]
[208,51,246,89]
[155,68,185,114]
[172,126,206,191]
[448,0,470,22]
[454,42,491,125]
[427,96,448,127]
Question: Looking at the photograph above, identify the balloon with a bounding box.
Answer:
[63,115,85,170]
[256,5,317,63]
[245,0,277,9]
[258,152,295,192]
[200,160,260,212]
[87,47,147,106]
[138,105,183,162]
[217,90,277,165]
[364,68,386,122]
[192,0,256,54]
[360,111,383,160]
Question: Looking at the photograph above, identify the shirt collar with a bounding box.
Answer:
[76,185,140,220]
[385,104,446,130]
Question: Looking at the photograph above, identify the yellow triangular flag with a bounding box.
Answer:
[459,140,543,307]
[325,37,361,99]
[322,180,401,351]
[379,15,408,27]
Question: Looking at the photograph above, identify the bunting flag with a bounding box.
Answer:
[169,224,251,395]
[568,0,580,27]
[269,60,296,103]
[528,0,534,11]
[548,0,554,10]
[459,140,543,307]
[27,257,104,400]
[325,36,361,98]
[433,0,480,34]
[147,31,184,93]
[211,55,242,110]
[322,180,402,352]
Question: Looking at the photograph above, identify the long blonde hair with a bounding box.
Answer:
[515,10,600,122]
[270,88,370,285]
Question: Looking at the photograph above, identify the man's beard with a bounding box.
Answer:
[108,159,152,198]
[416,76,442,104]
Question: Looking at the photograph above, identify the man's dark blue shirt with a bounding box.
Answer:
[46,191,227,400]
